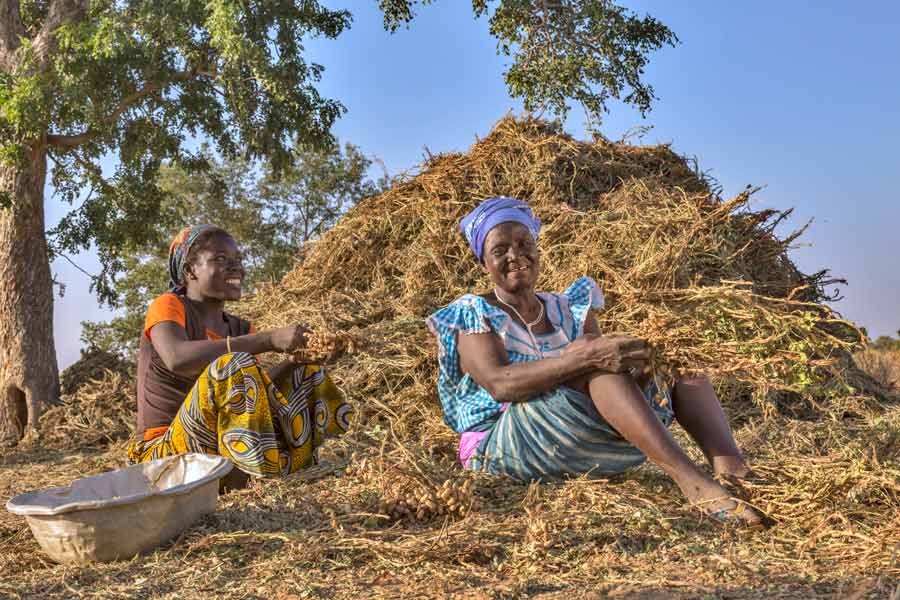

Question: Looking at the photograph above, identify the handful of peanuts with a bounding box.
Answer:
[292,329,364,363]
[378,477,476,522]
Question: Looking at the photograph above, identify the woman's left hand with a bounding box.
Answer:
[269,324,311,353]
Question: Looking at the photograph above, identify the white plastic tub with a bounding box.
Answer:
[6,453,233,564]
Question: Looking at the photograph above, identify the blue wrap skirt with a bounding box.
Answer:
[469,382,674,482]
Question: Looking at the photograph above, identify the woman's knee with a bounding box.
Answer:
[567,370,626,396]
[676,373,712,386]
[672,374,716,403]
[586,371,646,405]
[587,370,638,390]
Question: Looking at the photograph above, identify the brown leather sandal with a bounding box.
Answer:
[693,496,765,529]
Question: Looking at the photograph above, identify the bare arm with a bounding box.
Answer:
[150,322,306,378]
[457,319,651,404]
[457,331,586,403]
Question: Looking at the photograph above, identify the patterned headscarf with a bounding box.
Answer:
[459,197,541,262]
[167,224,216,293]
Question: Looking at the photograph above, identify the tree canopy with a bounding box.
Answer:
[1,0,352,302]
[379,0,679,124]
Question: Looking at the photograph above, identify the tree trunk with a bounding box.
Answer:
[0,140,59,444]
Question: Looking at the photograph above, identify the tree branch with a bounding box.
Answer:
[32,0,89,66]
[0,0,26,74]
[47,69,205,150]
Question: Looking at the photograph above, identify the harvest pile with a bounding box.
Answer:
[359,456,478,522]
[58,347,132,396]
[241,116,883,416]
[33,349,136,450]
[2,117,898,598]
[855,349,900,392]
[40,369,135,450]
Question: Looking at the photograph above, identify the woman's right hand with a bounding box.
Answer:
[563,333,652,374]
[268,324,309,353]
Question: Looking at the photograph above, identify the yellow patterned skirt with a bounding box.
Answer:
[127,352,352,477]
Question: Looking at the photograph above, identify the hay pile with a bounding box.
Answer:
[46,349,135,449]
[59,347,133,396]
[855,349,900,392]
[40,369,135,450]
[242,116,881,419]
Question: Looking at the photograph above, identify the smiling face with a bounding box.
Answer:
[481,221,540,294]
[183,232,245,302]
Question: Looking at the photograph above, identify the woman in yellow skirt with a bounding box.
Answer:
[127,225,351,485]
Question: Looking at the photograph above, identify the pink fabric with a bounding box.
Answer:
[458,431,489,468]
[458,402,510,467]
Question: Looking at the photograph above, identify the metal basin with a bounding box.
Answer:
[6,453,233,564]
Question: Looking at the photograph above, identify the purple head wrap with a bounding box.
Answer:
[459,197,541,262]
[167,224,217,293]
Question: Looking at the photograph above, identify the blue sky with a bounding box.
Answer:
[48,1,900,368]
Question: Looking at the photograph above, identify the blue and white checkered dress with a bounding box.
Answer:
[426,276,673,482]
[427,276,604,433]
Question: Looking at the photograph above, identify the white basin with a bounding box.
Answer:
[6,453,233,564]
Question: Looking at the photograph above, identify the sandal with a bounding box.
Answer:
[693,496,765,529]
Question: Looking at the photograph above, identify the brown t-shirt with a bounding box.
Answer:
[135,293,252,439]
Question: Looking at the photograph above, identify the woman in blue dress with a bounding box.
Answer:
[427,197,761,526]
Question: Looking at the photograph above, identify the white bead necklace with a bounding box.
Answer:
[493,289,545,357]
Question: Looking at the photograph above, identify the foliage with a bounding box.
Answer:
[80,141,382,357]
[259,141,386,245]
[871,331,900,352]
[379,0,679,123]
[0,0,353,303]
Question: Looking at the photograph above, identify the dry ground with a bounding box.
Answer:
[2,388,899,599]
